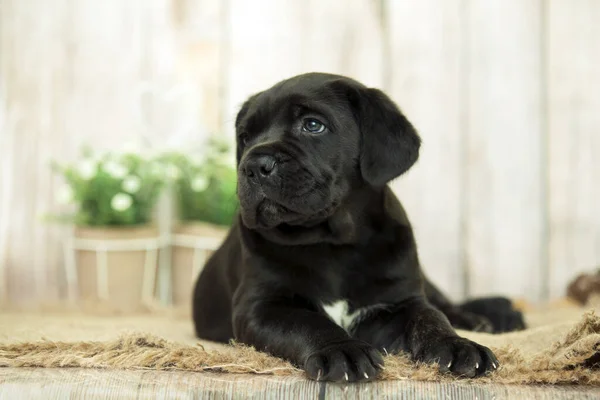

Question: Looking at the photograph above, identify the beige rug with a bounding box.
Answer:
[0,306,599,385]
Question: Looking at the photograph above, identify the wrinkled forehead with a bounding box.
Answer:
[238,85,352,133]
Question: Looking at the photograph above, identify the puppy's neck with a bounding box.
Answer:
[255,186,385,246]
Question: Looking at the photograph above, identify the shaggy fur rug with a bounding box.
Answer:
[0,305,599,385]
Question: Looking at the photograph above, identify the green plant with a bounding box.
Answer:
[52,147,165,226]
[164,139,238,226]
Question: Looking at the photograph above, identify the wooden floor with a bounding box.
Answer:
[0,368,598,399]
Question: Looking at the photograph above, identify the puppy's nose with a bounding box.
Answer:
[244,154,277,179]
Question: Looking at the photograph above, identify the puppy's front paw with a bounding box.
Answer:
[416,337,499,378]
[305,340,384,382]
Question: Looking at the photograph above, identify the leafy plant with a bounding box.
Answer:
[52,147,165,226]
[163,138,238,227]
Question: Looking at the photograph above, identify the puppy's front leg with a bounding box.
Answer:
[354,297,499,378]
[233,287,383,382]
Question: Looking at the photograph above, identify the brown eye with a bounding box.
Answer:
[302,118,326,134]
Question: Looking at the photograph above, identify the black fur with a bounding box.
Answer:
[193,73,523,382]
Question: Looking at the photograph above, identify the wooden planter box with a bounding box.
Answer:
[170,222,228,309]
[70,225,161,313]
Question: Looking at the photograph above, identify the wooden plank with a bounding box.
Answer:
[547,0,600,298]
[0,0,74,304]
[1,368,599,399]
[464,0,545,300]
[387,0,465,300]
[63,0,223,148]
[0,0,11,301]
[67,0,158,149]
[169,0,225,135]
[0,78,12,303]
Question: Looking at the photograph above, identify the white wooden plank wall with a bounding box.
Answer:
[0,0,598,306]
[0,0,211,306]
[463,0,545,300]
[547,0,600,299]
[224,0,384,138]
[387,0,465,301]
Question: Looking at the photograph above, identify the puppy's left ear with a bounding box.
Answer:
[350,87,421,186]
[235,100,251,164]
[234,93,261,164]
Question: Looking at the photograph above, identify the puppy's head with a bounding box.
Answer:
[236,73,420,230]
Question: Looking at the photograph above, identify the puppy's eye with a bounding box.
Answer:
[302,118,326,134]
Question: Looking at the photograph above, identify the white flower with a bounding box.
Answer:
[111,193,133,212]
[191,175,209,192]
[122,175,142,194]
[77,159,97,180]
[166,164,181,180]
[103,160,128,179]
[56,185,74,204]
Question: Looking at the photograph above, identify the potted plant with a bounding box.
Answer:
[164,139,238,308]
[53,146,165,312]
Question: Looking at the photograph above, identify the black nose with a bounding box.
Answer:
[244,154,277,179]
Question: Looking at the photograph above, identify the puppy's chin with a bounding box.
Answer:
[240,198,338,231]
[255,199,289,229]
[239,199,286,230]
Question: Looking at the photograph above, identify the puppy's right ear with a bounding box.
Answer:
[355,88,420,186]
[334,80,421,187]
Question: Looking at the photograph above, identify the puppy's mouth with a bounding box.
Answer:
[256,199,291,228]
[244,197,338,230]
[237,155,340,230]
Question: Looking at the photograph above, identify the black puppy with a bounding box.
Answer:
[193,73,520,382]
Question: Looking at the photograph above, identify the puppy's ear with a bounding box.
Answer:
[235,101,250,163]
[349,87,421,186]
[235,94,259,163]
[235,101,251,126]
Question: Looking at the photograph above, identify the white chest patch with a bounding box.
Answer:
[322,300,387,332]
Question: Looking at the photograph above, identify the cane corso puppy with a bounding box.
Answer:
[193,73,524,382]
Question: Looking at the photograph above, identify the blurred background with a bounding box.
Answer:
[0,0,598,310]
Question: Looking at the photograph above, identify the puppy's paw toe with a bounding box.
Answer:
[305,340,384,382]
[417,337,499,378]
